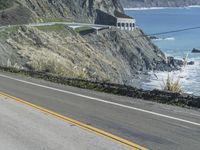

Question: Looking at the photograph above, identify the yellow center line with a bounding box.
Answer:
[0,91,148,150]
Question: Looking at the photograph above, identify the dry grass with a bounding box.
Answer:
[5,26,126,83]
[161,74,182,93]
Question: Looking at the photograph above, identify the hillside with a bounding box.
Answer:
[0,0,181,86]
[0,0,123,26]
[120,0,200,8]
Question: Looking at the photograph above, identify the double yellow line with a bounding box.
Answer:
[0,91,148,150]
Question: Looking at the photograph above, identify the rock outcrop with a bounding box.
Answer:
[192,48,200,53]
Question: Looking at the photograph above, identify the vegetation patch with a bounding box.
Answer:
[161,74,182,93]
[75,27,93,33]
[35,24,65,32]
[0,26,19,38]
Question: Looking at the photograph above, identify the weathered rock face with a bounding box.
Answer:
[0,26,180,86]
[0,0,183,87]
[192,48,200,53]
[0,0,123,25]
[120,0,200,8]
[0,4,34,26]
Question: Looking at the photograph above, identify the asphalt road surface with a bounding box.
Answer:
[0,72,200,150]
[0,95,129,150]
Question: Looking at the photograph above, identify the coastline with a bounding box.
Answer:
[124,5,200,11]
[125,7,200,96]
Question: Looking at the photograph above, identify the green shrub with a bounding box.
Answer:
[36,24,65,32]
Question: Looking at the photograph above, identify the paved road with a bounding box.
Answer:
[0,22,110,30]
[0,72,200,150]
[0,95,129,150]
[29,22,110,28]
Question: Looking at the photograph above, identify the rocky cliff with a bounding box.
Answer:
[0,0,181,86]
[0,25,180,86]
[0,0,123,26]
[120,0,200,8]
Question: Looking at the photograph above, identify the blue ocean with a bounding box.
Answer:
[125,7,200,95]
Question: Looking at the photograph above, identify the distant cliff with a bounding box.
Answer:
[0,0,123,26]
[120,0,200,8]
[0,0,182,86]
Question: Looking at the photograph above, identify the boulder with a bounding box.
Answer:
[187,61,195,65]
[192,48,200,53]
[148,36,158,40]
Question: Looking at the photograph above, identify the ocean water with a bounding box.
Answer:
[125,7,200,95]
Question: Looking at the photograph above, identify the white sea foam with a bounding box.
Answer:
[188,5,200,8]
[142,61,200,95]
[153,37,175,41]
[124,7,168,11]
[165,37,175,41]
[128,7,200,95]
[124,5,200,11]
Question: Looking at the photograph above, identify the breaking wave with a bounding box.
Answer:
[153,37,175,41]
[142,61,200,96]
[124,5,200,11]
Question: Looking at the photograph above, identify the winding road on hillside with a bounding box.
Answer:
[0,72,200,150]
[0,22,110,31]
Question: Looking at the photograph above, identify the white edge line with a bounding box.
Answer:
[0,73,200,127]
